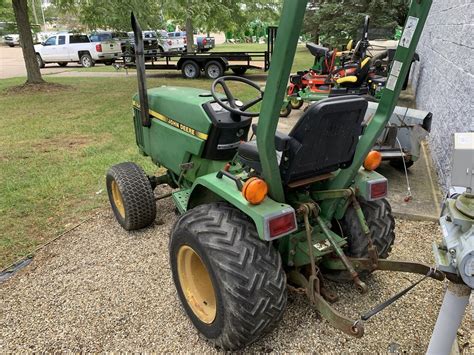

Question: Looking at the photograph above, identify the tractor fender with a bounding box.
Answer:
[187,173,296,241]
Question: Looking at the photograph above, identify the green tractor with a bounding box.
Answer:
[106,0,444,350]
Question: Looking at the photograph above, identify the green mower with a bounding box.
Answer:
[107,1,443,350]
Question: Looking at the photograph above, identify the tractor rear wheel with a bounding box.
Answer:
[339,198,395,259]
[106,162,156,230]
[169,203,287,350]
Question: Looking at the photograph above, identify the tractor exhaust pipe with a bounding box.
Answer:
[131,12,151,127]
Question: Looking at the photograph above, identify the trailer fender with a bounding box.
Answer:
[187,173,297,241]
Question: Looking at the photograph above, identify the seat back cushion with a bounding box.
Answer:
[280,96,367,184]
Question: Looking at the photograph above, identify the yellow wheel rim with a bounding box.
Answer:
[177,245,217,324]
[111,180,125,218]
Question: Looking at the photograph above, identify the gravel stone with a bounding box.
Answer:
[1,193,471,352]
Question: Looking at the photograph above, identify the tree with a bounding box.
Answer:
[303,0,409,47]
[53,0,164,31]
[163,0,282,51]
[12,0,44,84]
[0,0,15,22]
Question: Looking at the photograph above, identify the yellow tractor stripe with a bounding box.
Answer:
[133,101,208,140]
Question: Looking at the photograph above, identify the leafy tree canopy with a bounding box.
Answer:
[303,0,409,47]
[53,0,164,31]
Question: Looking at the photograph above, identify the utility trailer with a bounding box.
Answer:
[124,26,277,79]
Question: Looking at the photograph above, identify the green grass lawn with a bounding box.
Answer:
[0,76,264,268]
[0,41,314,268]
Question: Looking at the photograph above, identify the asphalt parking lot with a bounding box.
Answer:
[0,45,112,79]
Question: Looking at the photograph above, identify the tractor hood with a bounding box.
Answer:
[132,86,215,135]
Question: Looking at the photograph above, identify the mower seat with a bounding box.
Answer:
[238,96,368,185]
[306,42,329,58]
[337,57,372,88]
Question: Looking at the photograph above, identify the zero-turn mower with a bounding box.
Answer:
[282,15,419,117]
[106,0,443,350]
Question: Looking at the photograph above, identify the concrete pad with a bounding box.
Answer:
[377,141,442,221]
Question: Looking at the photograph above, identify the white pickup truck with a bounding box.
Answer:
[34,33,121,68]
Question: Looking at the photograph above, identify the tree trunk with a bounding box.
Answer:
[185,17,194,53]
[12,0,44,84]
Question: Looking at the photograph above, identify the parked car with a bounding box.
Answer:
[3,34,20,47]
[34,32,121,68]
[90,31,130,54]
[179,31,215,52]
[167,31,187,52]
[157,30,185,52]
[195,36,215,52]
[125,30,159,62]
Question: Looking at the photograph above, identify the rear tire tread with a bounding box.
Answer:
[170,203,287,350]
[340,198,395,259]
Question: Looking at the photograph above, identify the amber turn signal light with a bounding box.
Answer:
[242,177,268,205]
[363,150,382,171]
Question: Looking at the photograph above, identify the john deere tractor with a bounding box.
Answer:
[106,0,444,350]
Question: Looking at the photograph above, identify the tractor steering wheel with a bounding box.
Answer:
[211,76,264,118]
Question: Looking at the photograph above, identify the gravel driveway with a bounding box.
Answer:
[1,191,470,352]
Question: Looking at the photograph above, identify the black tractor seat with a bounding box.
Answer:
[238,96,368,185]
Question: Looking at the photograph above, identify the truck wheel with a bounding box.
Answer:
[8,43,15,47]
[106,162,156,231]
[124,49,134,63]
[204,60,224,79]
[36,54,45,68]
[280,103,292,117]
[170,203,287,350]
[339,198,395,259]
[390,158,414,170]
[80,53,95,68]
[181,60,200,79]
[57,62,68,67]
[231,67,247,75]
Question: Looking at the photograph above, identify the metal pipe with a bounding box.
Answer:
[131,13,151,127]
[426,282,471,354]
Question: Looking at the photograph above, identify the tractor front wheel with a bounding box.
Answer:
[169,203,287,350]
[340,198,395,259]
[106,162,156,230]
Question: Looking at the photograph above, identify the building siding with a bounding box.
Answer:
[411,0,474,192]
